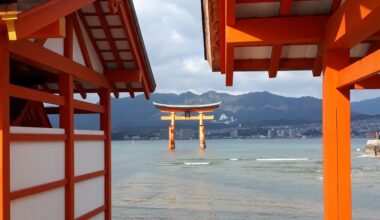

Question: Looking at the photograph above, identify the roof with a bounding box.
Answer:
[201,0,380,85]
[153,102,222,112]
[1,0,155,98]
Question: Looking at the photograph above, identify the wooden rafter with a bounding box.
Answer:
[268,45,282,78]
[118,1,152,98]
[72,14,93,69]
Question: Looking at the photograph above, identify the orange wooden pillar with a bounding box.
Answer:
[100,89,112,220]
[168,112,175,149]
[322,49,351,220]
[199,112,206,149]
[0,48,11,220]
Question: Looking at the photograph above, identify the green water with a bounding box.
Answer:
[111,139,380,220]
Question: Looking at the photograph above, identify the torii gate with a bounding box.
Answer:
[153,102,221,149]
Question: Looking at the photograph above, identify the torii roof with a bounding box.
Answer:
[153,102,222,112]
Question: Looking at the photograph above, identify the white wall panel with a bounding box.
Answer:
[75,177,105,218]
[75,140,104,176]
[11,187,65,220]
[91,212,105,220]
[11,127,64,134]
[44,38,64,56]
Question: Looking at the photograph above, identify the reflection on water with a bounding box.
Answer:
[112,139,380,220]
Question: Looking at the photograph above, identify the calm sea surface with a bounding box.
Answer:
[111,139,380,220]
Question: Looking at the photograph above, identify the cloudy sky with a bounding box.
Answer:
[132,0,379,101]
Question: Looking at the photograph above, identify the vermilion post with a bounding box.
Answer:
[322,49,351,220]
[0,48,10,220]
[60,73,75,220]
[100,89,112,220]
[61,14,75,220]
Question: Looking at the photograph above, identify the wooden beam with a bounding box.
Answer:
[234,58,314,71]
[312,44,323,77]
[226,16,327,46]
[354,74,380,89]
[337,48,380,88]
[269,45,282,78]
[7,0,95,40]
[324,0,380,49]
[73,100,105,113]
[226,0,236,26]
[125,83,135,98]
[9,85,65,106]
[225,44,234,86]
[28,18,65,39]
[0,48,10,220]
[5,40,112,88]
[161,115,214,121]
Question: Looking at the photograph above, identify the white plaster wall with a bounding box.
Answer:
[44,38,64,56]
[75,177,105,218]
[11,187,65,220]
[91,212,105,220]
[74,140,104,176]
[10,127,65,192]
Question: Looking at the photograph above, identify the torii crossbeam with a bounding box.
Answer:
[153,102,221,149]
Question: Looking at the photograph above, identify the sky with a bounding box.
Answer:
[132,0,380,102]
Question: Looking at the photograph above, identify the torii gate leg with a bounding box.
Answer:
[322,50,351,220]
[199,112,206,149]
[168,112,175,149]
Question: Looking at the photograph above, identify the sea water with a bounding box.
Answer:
[112,139,380,220]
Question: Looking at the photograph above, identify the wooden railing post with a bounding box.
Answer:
[100,89,111,220]
[0,47,11,220]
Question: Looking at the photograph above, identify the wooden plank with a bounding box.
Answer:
[10,134,66,141]
[73,170,106,183]
[10,85,65,106]
[73,100,105,113]
[10,179,67,200]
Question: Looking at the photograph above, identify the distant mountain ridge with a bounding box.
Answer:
[59,91,380,131]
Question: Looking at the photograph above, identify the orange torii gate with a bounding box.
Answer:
[201,0,380,219]
[153,102,221,149]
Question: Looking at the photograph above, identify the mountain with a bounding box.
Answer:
[50,91,380,131]
[351,97,380,115]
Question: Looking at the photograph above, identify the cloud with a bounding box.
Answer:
[132,0,377,101]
